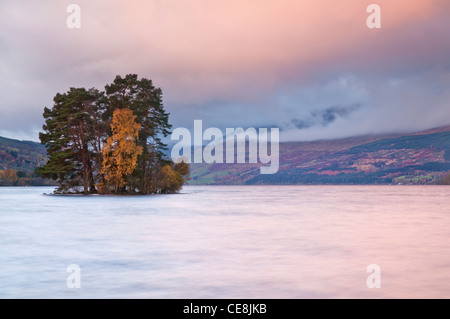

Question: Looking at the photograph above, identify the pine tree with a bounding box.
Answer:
[38,88,106,193]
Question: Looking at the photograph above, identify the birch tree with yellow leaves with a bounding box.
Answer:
[101,108,143,193]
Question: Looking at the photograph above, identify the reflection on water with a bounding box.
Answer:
[1,185,450,298]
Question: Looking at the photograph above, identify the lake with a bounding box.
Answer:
[1,185,450,298]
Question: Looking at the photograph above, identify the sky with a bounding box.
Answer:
[1,0,450,142]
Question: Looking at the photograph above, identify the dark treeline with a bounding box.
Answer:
[246,162,450,185]
[0,169,56,186]
[437,173,450,185]
[37,74,189,194]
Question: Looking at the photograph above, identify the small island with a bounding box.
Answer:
[36,74,189,195]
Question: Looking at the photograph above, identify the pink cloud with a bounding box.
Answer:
[1,0,450,140]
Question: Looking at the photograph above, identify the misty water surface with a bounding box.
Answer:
[1,185,450,298]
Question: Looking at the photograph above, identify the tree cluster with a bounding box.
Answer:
[437,172,450,185]
[0,169,56,186]
[37,74,189,194]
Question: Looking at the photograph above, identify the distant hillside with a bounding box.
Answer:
[0,136,47,172]
[3,125,450,186]
[0,136,54,186]
[189,126,450,185]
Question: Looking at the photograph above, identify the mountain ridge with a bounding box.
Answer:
[189,125,450,185]
[2,124,450,185]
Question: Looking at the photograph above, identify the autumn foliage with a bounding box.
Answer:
[101,108,143,193]
[37,74,189,194]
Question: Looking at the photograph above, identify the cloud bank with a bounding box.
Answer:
[0,0,449,141]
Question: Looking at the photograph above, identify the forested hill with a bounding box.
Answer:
[190,125,450,185]
[0,136,53,186]
[0,136,47,171]
[3,124,450,186]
